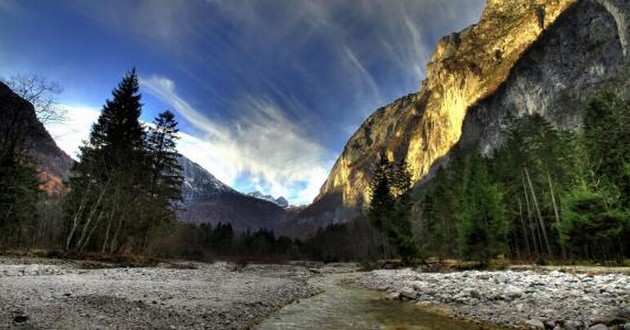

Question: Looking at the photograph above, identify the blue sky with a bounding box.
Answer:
[0,0,484,205]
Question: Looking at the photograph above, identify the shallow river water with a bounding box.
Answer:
[257,273,495,330]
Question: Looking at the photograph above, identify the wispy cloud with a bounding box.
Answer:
[142,75,333,205]
[343,46,382,102]
[38,0,485,204]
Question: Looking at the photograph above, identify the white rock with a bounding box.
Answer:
[399,287,416,300]
[505,286,524,298]
[525,319,545,329]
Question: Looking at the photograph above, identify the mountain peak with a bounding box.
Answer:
[247,191,289,208]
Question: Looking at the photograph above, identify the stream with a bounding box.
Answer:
[257,273,495,330]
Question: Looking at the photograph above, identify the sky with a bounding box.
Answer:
[0,0,484,205]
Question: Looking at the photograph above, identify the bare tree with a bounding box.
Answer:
[3,74,66,125]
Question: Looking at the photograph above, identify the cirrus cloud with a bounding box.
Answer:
[141,75,333,205]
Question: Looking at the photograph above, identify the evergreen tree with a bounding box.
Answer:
[421,166,459,258]
[456,153,508,262]
[368,157,418,264]
[65,69,151,253]
[582,90,630,205]
[556,89,630,260]
[558,186,630,260]
[143,110,184,249]
[368,157,394,232]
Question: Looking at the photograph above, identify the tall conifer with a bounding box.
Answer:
[65,69,150,253]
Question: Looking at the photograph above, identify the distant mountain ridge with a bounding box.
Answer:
[177,156,288,232]
[247,191,289,208]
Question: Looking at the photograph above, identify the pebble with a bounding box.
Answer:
[525,319,545,329]
[358,268,630,329]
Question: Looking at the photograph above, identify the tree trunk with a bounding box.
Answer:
[517,197,532,258]
[75,180,110,251]
[546,172,566,259]
[524,167,552,257]
[522,175,540,256]
[65,185,92,251]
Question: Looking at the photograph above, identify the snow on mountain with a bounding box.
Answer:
[178,156,236,204]
[247,191,290,208]
[177,156,288,232]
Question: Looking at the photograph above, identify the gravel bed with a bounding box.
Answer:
[357,268,630,330]
[0,258,318,329]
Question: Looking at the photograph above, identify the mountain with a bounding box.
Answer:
[292,0,629,232]
[247,191,289,208]
[0,81,75,195]
[179,156,237,203]
[178,156,288,232]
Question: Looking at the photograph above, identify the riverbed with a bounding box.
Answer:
[358,267,630,329]
[258,273,496,329]
[0,257,317,329]
[1,257,628,329]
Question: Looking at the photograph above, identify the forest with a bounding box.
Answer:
[1,70,628,266]
[309,89,630,265]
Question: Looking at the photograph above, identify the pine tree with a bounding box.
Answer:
[421,166,459,258]
[147,110,183,204]
[143,110,183,249]
[368,157,418,264]
[65,69,150,253]
[582,90,630,206]
[368,157,394,232]
[456,153,508,263]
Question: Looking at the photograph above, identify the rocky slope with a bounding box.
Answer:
[178,156,288,232]
[0,82,75,195]
[296,0,629,230]
[460,0,630,153]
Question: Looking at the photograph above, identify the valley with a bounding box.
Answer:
[1,0,629,329]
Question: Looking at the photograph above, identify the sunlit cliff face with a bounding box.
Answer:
[318,0,576,208]
[406,0,575,181]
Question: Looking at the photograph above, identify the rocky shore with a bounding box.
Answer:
[0,257,318,329]
[357,267,630,330]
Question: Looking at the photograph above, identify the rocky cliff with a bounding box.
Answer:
[296,0,629,232]
[0,82,75,195]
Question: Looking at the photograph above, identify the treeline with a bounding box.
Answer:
[161,223,299,261]
[1,70,184,255]
[160,220,396,263]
